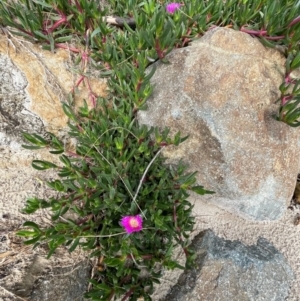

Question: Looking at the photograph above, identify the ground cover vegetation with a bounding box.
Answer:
[0,0,299,300]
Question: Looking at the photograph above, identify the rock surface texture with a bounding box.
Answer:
[163,230,294,301]
[138,27,300,221]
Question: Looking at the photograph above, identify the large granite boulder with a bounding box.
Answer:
[138,27,300,221]
[164,230,294,301]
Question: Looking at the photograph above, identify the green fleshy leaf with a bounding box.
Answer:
[32,160,58,170]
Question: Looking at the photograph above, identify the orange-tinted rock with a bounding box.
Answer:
[0,33,107,169]
[0,33,107,133]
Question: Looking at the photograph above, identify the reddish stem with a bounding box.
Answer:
[108,290,115,301]
[136,79,142,92]
[46,17,67,34]
[74,76,85,89]
[240,26,267,36]
[81,51,89,62]
[77,123,84,132]
[104,62,111,70]
[282,95,293,105]
[67,151,81,157]
[44,8,70,34]
[76,214,93,225]
[159,142,169,147]
[86,76,98,108]
[18,27,34,37]
[182,28,192,47]
[155,39,165,60]
[141,254,153,260]
[74,0,83,13]
[182,247,188,257]
[240,26,286,41]
[55,43,81,53]
[173,204,177,229]
[121,288,134,301]
[126,254,153,260]
[264,35,285,40]
[288,15,300,27]
[82,225,91,232]
[206,14,212,23]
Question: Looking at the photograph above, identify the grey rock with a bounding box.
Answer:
[29,258,91,301]
[138,27,300,221]
[1,253,90,301]
[0,54,45,141]
[0,234,9,253]
[164,230,294,301]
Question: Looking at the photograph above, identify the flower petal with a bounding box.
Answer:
[121,215,143,233]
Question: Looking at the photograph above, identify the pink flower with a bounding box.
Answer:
[120,215,143,234]
[166,2,181,14]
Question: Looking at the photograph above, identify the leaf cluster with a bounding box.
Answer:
[20,95,212,299]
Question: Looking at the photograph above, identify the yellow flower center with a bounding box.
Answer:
[129,218,139,228]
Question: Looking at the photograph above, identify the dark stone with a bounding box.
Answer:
[163,230,293,301]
